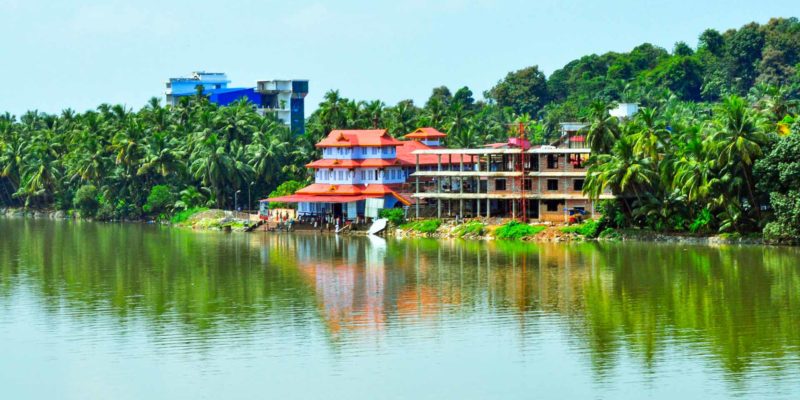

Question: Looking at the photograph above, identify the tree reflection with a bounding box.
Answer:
[1,219,799,379]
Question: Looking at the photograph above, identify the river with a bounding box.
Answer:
[1,218,799,399]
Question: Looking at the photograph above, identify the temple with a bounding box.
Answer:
[262,128,465,221]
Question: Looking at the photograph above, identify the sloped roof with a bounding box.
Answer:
[396,140,474,166]
[404,127,447,140]
[306,158,407,168]
[315,129,404,148]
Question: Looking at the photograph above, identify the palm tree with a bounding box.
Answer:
[584,136,658,219]
[364,100,385,128]
[707,95,768,222]
[630,107,668,166]
[584,101,619,154]
[387,100,418,136]
[190,133,235,208]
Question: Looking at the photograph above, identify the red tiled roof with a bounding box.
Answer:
[569,135,586,142]
[306,158,407,168]
[266,184,411,206]
[265,194,379,203]
[396,140,474,166]
[315,129,404,148]
[404,127,447,140]
[296,183,363,195]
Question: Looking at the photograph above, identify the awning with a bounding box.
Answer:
[262,194,381,203]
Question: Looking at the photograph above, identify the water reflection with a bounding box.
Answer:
[1,218,799,395]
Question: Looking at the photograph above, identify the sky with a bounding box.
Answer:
[0,0,796,116]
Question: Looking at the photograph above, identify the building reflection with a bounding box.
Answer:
[2,219,799,379]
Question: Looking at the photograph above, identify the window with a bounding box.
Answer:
[523,179,532,191]
[495,179,507,191]
[573,179,585,191]
[547,179,559,191]
[547,155,558,169]
[568,154,588,169]
[545,200,559,212]
[337,171,343,180]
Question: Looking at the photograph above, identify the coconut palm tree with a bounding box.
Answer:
[707,95,769,222]
[584,101,620,154]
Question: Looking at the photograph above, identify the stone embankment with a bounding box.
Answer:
[1,208,70,219]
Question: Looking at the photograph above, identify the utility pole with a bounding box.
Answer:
[248,181,254,214]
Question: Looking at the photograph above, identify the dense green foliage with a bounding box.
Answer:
[0,98,312,219]
[754,134,800,243]
[143,184,175,216]
[73,184,99,217]
[170,207,209,225]
[1,18,799,235]
[378,208,406,226]
[582,93,797,235]
[402,219,442,234]
[453,221,486,237]
[560,220,601,238]
[267,180,305,210]
[494,221,546,240]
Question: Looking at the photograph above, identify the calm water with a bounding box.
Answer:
[1,219,799,399]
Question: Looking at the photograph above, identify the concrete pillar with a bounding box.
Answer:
[415,154,420,219]
[459,176,464,217]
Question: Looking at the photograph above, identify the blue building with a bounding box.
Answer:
[165,72,308,134]
[165,71,230,105]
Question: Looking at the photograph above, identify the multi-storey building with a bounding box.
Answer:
[165,72,308,133]
[409,123,614,222]
[262,128,465,221]
[165,71,230,105]
[256,80,309,134]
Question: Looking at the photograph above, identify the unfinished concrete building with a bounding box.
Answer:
[410,123,614,223]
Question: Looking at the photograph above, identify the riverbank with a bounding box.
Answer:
[0,207,256,232]
[1,207,773,245]
[392,218,767,245]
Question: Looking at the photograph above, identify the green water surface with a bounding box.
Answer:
[1,219,798,399]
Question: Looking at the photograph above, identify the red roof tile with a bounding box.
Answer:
[315,129,404,148]
[396,140,474,166]
[403,127,447,140]
[306,158,407,168]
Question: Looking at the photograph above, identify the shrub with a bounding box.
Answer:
[494,221,546,240]
[560,219,600,237]
[453,221,486,237]
[689,208,712,233]
[143,185,175,216]
[171,207,209,225]
[762,191,800,244]
[598,227,621,240]
[268,180,305,209]
[95,201,116,221]
[174,187,208,211]
[379,208,405,225]
[402,219,442,233]
[73,185,99,217]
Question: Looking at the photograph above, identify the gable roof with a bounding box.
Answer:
[315,129,404,148]
[403,127,447,140]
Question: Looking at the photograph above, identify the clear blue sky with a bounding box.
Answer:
[0,0,795,116]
